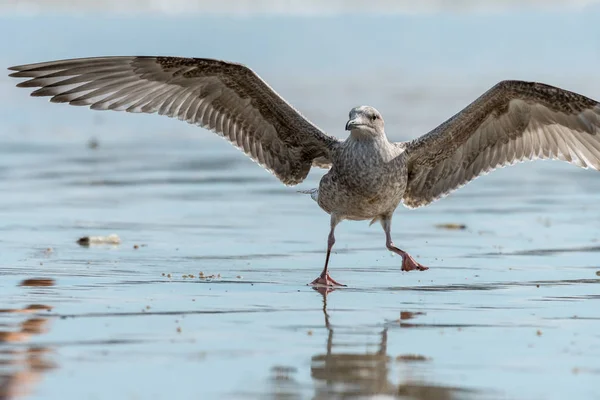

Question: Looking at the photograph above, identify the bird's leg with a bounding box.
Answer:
[310,215,346,287]
[381,216,428,272]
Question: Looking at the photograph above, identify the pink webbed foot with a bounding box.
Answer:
[401,253,429,272]
[309,273,346,287]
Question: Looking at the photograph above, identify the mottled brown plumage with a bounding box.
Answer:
[9,56,337,185]
[403,80,600,208]
[9,57,600,287]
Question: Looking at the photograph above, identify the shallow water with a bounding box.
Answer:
[1,7,600,400]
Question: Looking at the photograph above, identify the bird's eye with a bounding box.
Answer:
[371,115,377,121]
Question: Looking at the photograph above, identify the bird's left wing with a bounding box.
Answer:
[401,80,600,208]
[9,56,339,185]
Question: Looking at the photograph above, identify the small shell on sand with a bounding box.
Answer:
[77,234,121,246]
[435,223,467,230]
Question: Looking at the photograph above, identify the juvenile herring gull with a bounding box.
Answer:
[9,57,600,287]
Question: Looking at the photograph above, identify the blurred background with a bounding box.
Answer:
[3,0,600,142]
[1,2,600,400]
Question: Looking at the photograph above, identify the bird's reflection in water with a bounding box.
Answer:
[310,289,475,400]
[0,304,56,399]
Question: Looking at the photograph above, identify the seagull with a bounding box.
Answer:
[9,56,600,287]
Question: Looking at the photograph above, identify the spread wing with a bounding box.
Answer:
[402,80,600,208]
[9,56,339,185]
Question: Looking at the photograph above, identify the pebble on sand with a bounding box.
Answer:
[87,137,99,149]
[19,278,55,287]
[395,354,430,362]
[399,311,425,321]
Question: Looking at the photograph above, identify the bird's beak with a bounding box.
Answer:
[345,118,359,131]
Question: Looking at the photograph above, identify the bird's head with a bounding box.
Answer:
[345,106,385,138]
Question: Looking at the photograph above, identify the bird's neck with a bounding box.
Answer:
[344,132,397,162]
[348,131,390,148]
[349,129,388,142]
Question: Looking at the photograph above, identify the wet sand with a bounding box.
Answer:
[1,9,600,400]
[2,131,599,399]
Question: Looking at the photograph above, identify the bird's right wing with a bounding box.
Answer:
[9,56,340,185]
[401,80,600,208]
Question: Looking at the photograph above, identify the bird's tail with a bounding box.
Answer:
[298,188,319,203]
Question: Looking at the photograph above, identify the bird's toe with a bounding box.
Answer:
[309,274,346,287]
[401,257,429,272]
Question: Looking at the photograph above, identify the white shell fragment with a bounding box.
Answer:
[77,234,122,246]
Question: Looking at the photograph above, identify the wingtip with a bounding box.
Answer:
[49,94,72,103]
[31,87,51,97]
[9,70,32,78]
[16,81,38,88]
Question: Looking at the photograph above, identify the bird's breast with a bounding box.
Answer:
[334,141,406,192]
[316,143,408,219]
